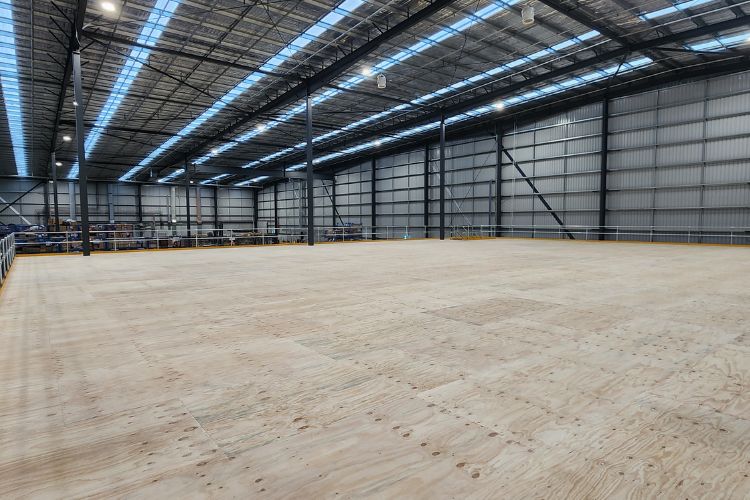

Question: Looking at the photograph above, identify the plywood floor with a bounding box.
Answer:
[1,239,749,499]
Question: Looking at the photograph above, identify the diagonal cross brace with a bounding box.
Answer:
[501,148,575,240]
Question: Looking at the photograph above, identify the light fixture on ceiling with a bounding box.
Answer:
[101,0,118,13]
[72,100,78,107]
[62,135,72,142]
[521,3,534,25]
[374,138,383,146]
[55,161,63,167]
[376,73,386,89]
[256,124,267,132]
[362,67,373,77]
[494,100,506,111]
[211,148,219,155]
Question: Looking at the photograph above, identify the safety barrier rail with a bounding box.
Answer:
[12,223,748,254]
[449,224,750,245]
[0,233,16,286]
[12,226,431,254]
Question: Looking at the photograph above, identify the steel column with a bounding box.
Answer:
[423,143,429,237]
[273,182,279,232]
[43,181,50,225]
[495,123,502,237]
[136,183,143,223]
[184,160,191,239]
[330,179,337,227]
[305,88,315,246]
[439,113,446,240]
[252,188,258,230]
[107,183,115,223]
[598,98,609,240]
[370,157,377,239]
[72,50,90,256]
[51,153,60,232]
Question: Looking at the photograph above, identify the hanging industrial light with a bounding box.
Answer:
[376,73,387,89]
[521,3,534,25]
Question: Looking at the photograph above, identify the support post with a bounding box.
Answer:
[495,123,502,237]
[184,159,191,240]
[439,113,446,240]
[107,183,115,223]
[72,49,90,256]
[68,182,76,221]
[370,157,377,239]
[423,143,429,237]
[43,180,50,226]
[136,183,143,224]
[273,182,279,232]
[305,87,315,246]
[214,186,220,228]
[599,98,609,240]
[252,188,258,230]
[51,152,60,232]
[331,178,337,227]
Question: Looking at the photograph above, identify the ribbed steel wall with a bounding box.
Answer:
[500,102,603,237]
[5,72,748,243]
[257,71,749,244]
[607,72,750,241]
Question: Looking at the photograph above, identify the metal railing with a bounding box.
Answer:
[449,224,750,245]
[1,233,16,286]
[11,223,748,255]
[12,225,431,254]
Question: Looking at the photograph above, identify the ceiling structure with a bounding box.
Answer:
[2,0,750,186]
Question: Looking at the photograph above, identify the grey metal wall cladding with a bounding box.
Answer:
[607,71,750,233]
[5,73,749,243]
[0,179,255,228]
[707,94,750,117]
[501,103,604,231]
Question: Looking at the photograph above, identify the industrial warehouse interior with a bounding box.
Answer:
[0,0,749,497]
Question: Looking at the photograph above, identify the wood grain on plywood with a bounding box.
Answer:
[0,239,748,498]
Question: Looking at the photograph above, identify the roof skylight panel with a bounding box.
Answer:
[244,30,602,170]
[68,0,181,179]
[0,0,28,176]
[119,0,367,181]
[640,0,716,20]
[201,0,522,166]
[266,58,654,174]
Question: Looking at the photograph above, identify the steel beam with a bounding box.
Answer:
[305,88,314,246]
[423,143,429,237]
[370,157,377,239]
[72,50,90,256]
[51,152,60,232]
[535,0,630,47]
[439,114,446,240]
[192,164,333,181]
[501,148,575,240]
[297,17,750,166]
[599,98,609,240]
[179,0,457,163]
